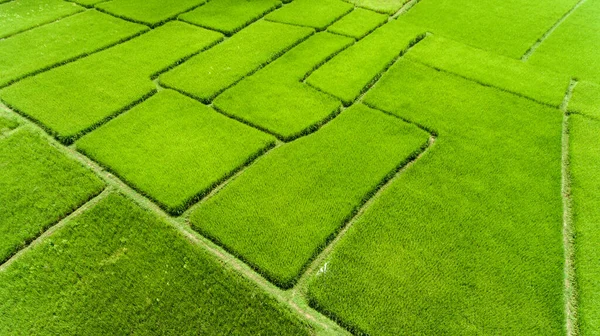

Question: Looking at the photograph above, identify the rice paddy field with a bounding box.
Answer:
[0,0,598,335]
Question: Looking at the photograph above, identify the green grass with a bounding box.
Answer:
[344,0,408,14]
[213,32,353,140]
[0,22,223,143]
[327,7,388,39]
[528,0,600,84]
[569,81,600,119]
[160,20,314,102]
[96,0,206,26]
[179,0,281,36]
[0,0,82,38]
[265,0,353,30]
[0,10,146,87]
[570,115,600,335]
[76,90,275,215]
[401,0,580,58]
[191,103,430,288]
[306,20,425,105]
[0,114,18,134]
[406,35,571,107]
[0,129,104,264]
[308,59,565,334]
[0,192,311,335]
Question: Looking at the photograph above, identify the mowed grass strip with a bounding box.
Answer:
[0,10,146,87]
[179,0,281,36]
[160,20,314,102]
[306,20,426,105]
[96,0,206,26]
[0,193,311,335]
[327,8,388,40]
[406,35,571,107]
[0,22,223,143]
[191,104,430,288]
[0,129,104,264]
[213,32,353,140]
[308,60,565,334]
[76,90,275,215]
[0,0,82,38]
[345,0,408,14]
[265,0,353,30]
[569,81,600,119]
[528,0,600,83]
[570,115,600,335]
[401,0,580,58]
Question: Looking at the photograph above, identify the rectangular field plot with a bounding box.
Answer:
[570,115,600,335]
[345,0,407,14]
[96,0,206,26]
[406,35,571,107]
[0,22,223,143]
[0,129,104,264]
[265,0,353,30]
[179,0,281,35]
[76,90,275,215]
[528,0,600,84]
[308,60,565,334]
[0,0,82,38]
[160,20,314,102]
[306,20,426,105]
[213,32,353,140]
[190,104,430,288]
[569,81,600,119]
[401,0,580,58]
[0,193,311,335]
[0,10,146,87]
[327,8,388,40]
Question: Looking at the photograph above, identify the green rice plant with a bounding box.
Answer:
[0,129,104,264]
[265,0,353,30]
[308,59,565,334]
[344,0,408,14]
[570,115,600,335]
[0,0,82,38]
[569,81,600,119]
[306,20,426,105]
[401,0,580,58]
[528,0,600,84]
[96,0,206,26]
[0,22,223,143]
[190,104,430,288]
[0,10,146,87]
[76,90,275,215]
[179,0,281,36]
[0,192,311,335]
[213,32,353,140]
[327,7,388,39]
[68,0,104,7]
[406,35,571,107]
[160,20,313,102]
[0,115,18,134]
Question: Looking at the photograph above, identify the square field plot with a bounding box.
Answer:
[265,0,353,30]
[76,90,275,215]
[0,129,104,263]
[0,193,311,335]
[327,8,388,39]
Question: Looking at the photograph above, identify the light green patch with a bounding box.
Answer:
[0,0,83,38]
[308,59,564,334]
[213,32,353,140]
[0,10,146,87]
[569,81,600,119]
[0,193,311,335]
[76,90,275,215]
[0,22,223,143]
[0,129,104,263]
[327,7,388,39]
[160,20,314,102]
[265,0,353,30]
[0,114,18,134]
[307,20,425,105]
[190,104,429,288]
[179,0,281,35]
[406,35,571,107]
[96,0,206,26]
